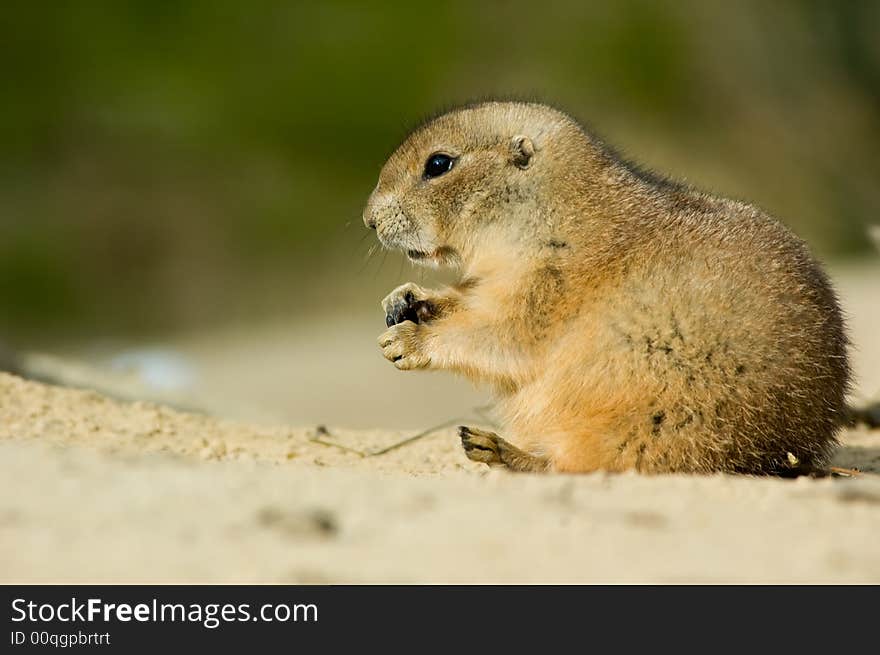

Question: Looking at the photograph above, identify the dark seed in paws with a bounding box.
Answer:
[385,300,420,327]
[385,295,431,326]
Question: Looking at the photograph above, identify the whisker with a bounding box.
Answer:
[356,242,381,274]
[348,229,373,258]
[375,247,389,279]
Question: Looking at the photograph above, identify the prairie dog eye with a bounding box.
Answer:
[423,153,455,179]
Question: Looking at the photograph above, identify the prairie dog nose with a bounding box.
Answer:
[364,190,393,229]
[364,210,377,230]
[363,189,381,229]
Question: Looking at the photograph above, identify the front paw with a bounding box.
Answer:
[382,283,436,327]
[378,321,430,370]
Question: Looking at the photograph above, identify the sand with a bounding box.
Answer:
[1,260,878,583]
[1,374,879,584]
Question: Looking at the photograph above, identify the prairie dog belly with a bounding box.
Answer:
[504,244,847,474]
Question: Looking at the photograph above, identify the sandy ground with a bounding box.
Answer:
[1,261,878,583]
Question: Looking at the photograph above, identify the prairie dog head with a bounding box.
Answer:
[363,102,585,268]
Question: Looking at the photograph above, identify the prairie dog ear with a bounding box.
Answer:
[509,135,535,169]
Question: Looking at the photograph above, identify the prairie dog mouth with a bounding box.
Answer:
[406,246,459,268]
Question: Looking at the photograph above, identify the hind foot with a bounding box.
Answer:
[458,426,549,473]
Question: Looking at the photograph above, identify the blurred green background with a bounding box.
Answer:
[2,0,878,344]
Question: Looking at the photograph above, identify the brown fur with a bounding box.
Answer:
[364,101,851,475]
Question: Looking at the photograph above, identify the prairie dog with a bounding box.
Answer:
[363,101,850,474]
